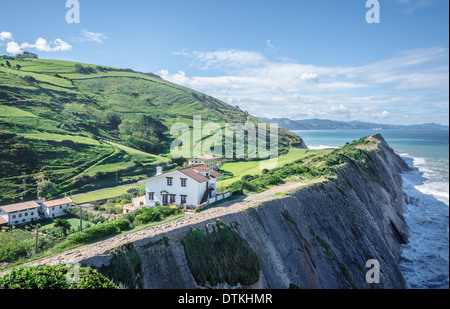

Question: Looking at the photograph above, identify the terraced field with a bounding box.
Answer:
[0,57,303,205]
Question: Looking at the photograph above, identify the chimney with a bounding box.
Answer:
[156,166,163,176]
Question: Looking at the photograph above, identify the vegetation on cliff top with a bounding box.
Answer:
[182,219,261,287]
[0,265,118,289]
[229,135,380,195]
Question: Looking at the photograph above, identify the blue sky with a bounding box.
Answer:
[1,0,448,125]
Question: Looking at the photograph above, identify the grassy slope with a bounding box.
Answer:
[219,148,328,188]
[0,57,303,205]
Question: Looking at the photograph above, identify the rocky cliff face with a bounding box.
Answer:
[39,134,412,289]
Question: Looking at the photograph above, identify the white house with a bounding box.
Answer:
[0,201,41,226]
[138,164,223,209]
[16,51,38,58]
[40,197,73,219]
[188,155,218,170]
[0,197,73,226]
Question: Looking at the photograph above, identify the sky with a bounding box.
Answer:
[0,0,448,125]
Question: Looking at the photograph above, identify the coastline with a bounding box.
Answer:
[297,129,449,289]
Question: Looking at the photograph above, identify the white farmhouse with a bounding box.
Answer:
[0,201,41,226]
[188,155,217,169]
[40,197,73,219]
[0,197,73,226]
[138,164,223,209]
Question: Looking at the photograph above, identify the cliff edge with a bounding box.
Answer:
[20,134,411,289]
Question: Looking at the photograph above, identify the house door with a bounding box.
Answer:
[162,194,168,205]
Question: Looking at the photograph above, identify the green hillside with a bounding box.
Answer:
[0,56,303,205]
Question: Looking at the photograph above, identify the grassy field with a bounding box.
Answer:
[39,217,91,233]
[218,147,329,188]
[71,183,143,204]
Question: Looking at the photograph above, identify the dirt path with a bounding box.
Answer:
[9,181,307,270]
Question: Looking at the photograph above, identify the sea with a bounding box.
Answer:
[292,129,449,289]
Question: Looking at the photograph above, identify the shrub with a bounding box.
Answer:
[124,206,180,227]
[75,64,96,74]
[0,265,117,289]
[55,218,131,250]
[0,236,32,262]
[21,75,38,84]
[182,219,260,287]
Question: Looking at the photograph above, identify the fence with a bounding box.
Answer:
[184,191,233,212]
[208,191,232,204]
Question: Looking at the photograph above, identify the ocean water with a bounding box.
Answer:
[293,129,449,289]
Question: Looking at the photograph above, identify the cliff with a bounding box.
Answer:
[20,134,411,289]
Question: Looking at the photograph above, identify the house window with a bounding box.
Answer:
[19,214,22,218]
[25,212,28,216]
[170,194,176,204]
[181,195,187,204]
[12,215,16,219]
[181,178,187,187]
[31,212,34,216]
[167,177,173,186]
[60,205,62,209]
[149,192,155,200]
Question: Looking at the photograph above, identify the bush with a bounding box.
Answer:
[124,206,180,227]
[22,75,38,84]
[0,265,117,289]
[0,235,33,262]
[182,220,260,287]
[55,219,131,250]
[75,64,96,74]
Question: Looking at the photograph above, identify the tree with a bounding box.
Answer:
[5,60,11,68]
[75,64,95,74]
[22,75,38,84]
[54,219,71,237]
[171,156,188,167]
[36,179,56,199]
[102,111,122,128]
[16,64,21,70]
[118,115,168,153]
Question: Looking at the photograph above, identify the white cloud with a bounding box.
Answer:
[176,49,266,71]
[6,41,21,54]
[6,37,72,54]
[160,47,449,125]
[0,31,13,41]
[80,30,108,43]
[395,0,438,13]
[266,40,279,54]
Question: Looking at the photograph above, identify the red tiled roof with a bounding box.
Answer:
[0,201,40,213]
[139,164,222,184]
[179,165,222,183]
[0,216,8,225]
[42,197,72,208]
